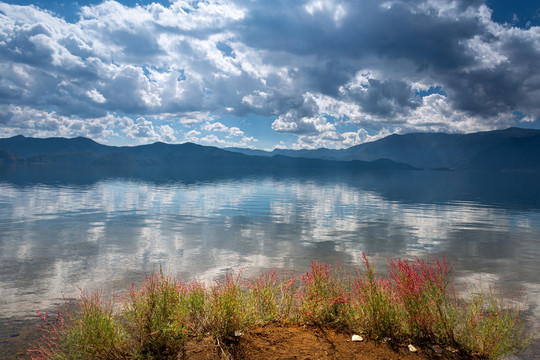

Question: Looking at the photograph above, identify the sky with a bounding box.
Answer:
[0,0,539,149]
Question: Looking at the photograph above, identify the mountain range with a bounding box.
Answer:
[1,127,539,172]
[0,134,414,172]
[227,127,540,170]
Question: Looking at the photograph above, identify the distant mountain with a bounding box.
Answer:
[0,135,416,172]
[5,127,537,172]
[340,127,540,170]
[0,135,110,158]
[225,147,341,160]
[227,128,540,170]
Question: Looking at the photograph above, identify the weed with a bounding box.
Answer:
[208,271,250,339]
[29,255,532,360]
[248,269,280,324]
[454,284,533,359]
[29,290,125,360]
[350,254,402,339]
[125,273,189,359]
[388,256,456,343]
[298,261,350,325]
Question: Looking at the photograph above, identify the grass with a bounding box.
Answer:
[29,255,532,359]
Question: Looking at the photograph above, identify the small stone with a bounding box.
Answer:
[351,334,363,342]
[408,344,418,352]
[234,330,243,337]
[432,345,443,354]
[382,337,391,343]
[446,346,458,353]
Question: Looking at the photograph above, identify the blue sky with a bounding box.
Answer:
[0,0,539,149]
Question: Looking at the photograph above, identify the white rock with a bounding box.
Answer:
[408,344,418,352]
[351,334,363,342]
[234,330,243,337]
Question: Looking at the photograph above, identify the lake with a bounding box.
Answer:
[1,167,539,358]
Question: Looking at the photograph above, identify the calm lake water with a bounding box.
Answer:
[1,167,539,358]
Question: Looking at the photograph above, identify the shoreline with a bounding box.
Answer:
[3,316,539,360]
[25,258,533,359]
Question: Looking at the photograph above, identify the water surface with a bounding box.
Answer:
[1,168,539,358]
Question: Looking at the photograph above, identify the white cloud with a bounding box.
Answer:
[287,127,394,150]
[305,0,347,25]
[183,129,201,142]
[157,0,246,31]
[86,89,106,103]
[159,124,177,143]
[201,121,246,138]
[173,112,213,126]
[0,105,117,140]
[199,132,257,148]
[241,91,269,109]
[0,0,539,148]
[121,116,176,143]
[202,121,229,132]
[271,114,299,133]
[402,94,510,133]
[341,128,396,147]
[228,126,244,137]
[200,133,227,145]
[461,35,508,71]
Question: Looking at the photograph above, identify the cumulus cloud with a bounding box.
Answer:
[0,104,116,140]
[200,134,226,146]
[86,89,106,104]
[236,1,540,134]
[0,0,539,148]
[202,121,229,132]
[228,126,244,137]
[185,122,255,147]
[159,124,177,143]
[202,120,247,138]
[121,116,179,143]
[272,113,337,138]
[183,129,201,143]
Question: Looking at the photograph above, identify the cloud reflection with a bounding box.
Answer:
[0,174,539,325]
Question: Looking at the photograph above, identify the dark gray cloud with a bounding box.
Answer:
[345,78,420,117]
[235,0,539,121]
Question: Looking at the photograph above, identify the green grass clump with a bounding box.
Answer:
[209,272,251,339]
[349,254,403,339]
[125,273,189,358]
[387,256,457,343]
[247,269,281,323]
[29,255,532,360]
[454,285,532,358]
[297,261,350,325]
[29,290,127,359]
